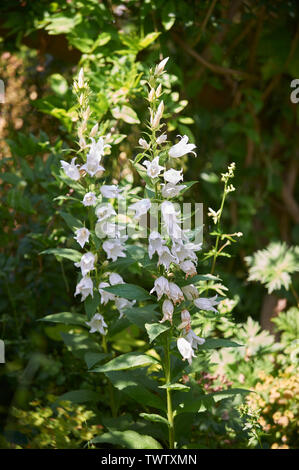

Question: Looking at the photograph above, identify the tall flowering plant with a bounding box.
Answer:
[43,59,245,450]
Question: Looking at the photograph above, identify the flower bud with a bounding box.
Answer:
[90,123,99,138]
[160,299,174,323]
[155,57,169,76]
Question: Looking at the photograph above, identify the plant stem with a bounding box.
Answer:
[164,332,175,449]
[102,334,117,418]
[211,182,227,275]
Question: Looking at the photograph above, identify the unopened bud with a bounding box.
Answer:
[155,57,169,76]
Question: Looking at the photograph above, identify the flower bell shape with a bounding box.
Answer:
[109,273,125,285]
[194,295,220,313]
[102,238,127,261]
[185,329,205,349]
[177,337,195,365]
[181,284,199,300]
[98,281,116,305]
[161,183,186,199]
[60,157,81,181]
[150,276,170,300]
[74,276,93,301]
[95,203,116,221]
[158,246,178,271]
[75,252,96,277]
[180,260,197,278]
[163,168,184,185]
[139,138,150,150]
[168,282,184,304]
[82,192,97,207]
[143,156,165,179]
[179,309,191,330]
[115,297,136,319]
[74,227,90,249]
[80,137,108,176]
[169,135,196,158]
[148,231,166,259]
[100,185,122,199]
[129,198,151,220]
[156,133,167,145]
[160,299,174,323]
[86,313,107,335]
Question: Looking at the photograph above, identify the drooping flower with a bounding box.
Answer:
[75,252,96,276]
[156,133,167,145]
[169,135,196,158]
[82,192,97,207]
[150,276,170,300]
[161,183,186,199]
[158,246,178,271]
[96,220,120,239]
[148,231,166,259]
[100,185,122,199]
[180,260,197,278]
[115,297,136,318]
[177,337,195,365]
[74,276,93,301]
[178,309,191,330]
[168,282,184,304]
[86,313,107,335]
[74,227,90,249]
[109,273,125,285]
[98,281,116,305]
[139,138,150,150]
[186,329,205,349]
[143,156,165,179]
[80,137,107,176]
[181,284,199,300]
[194,295,220,313]
[163,168,183,185]
[160,299,174,323]
[102,238,127,261]
[161,201,186,240]
[128,199,151,220]
[172,240,201,263]
[60,157,81,181]
[95,203,116,221]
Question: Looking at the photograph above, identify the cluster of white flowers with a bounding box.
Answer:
[139,58,220,365]
[98,273,135,318]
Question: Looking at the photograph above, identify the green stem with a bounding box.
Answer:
[102,335,117,418]
[210,183,227,275]
[290,283,299,308]
[164,332,175,449]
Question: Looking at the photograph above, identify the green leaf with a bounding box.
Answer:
[138,32,161,49]
[198,338,242,349]
[90,352,158,372]
[55,389,99,405]
[111,105,140,124]
[60,211,83,231]
[91,430,162,449]
[145,323,170,343]
[49,74,68,96]
[39,312,86,327]
[209,388,252,403]
[124,305,160,329]
[84,292,100,318]
[140,413,168,426]
[41,248,81,262]
[61,332,101,360]
[103,284,152,301]
[84,352,109,370]
[159,383,190,391]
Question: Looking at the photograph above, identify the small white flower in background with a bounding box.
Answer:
[103,238,127,261]
[109,273,125,285]
[148,231,166,259]
[96,203,116,221]
[86,313,107,335]
[180,260,197,278]
[169,135,196,158]
[155,57,169,76]
[160,299,174,323]
[75,252,96,276]
[161,183,186,199]
[139,138,150,150]
[60,158,81,181]
[129,198,151,220]
[163,168,183,185]
[181,284,199,300]
[74,276,93,301]
[208,207,221,225]
[185,329,205,349]
[115,297,136,318]
[82,192,97,207]
[150,276,170,300]
[194,295,220,313]
[98,281,116,305]
[177,337,195,365]
[178,309,191,330]
[100,185,122,199]
[156,133,167,145]
[150,101,164,128]
[74,227,90,249]
[168,282,184,304]
[89,123,98,138]
[143,156,165,179]
[158,246,178,271]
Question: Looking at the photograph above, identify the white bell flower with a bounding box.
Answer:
[160,299,174,323]
[139,138,150,150]
[168,282,184,304]
[96,220,120,239]
[82,192,97,207]
[74,227,90,249]
[98,281,116,305]
[181,284,199,300]
[180,260,197,278]
[80,137,108,176]
[163,168,183,185]
[75,252,96,276]
[86,313,107,335]
[74,276,93,301]
[169,135,196,158]
[60,157,81,181]
[128,198,151,220]
[103,238,127,261]
[95,203,116,221]
[177,337,195,365]
[156,133,167,145]
[115,297,136,319]
[109,273,125,285]
[158,246,178,271]
[148,231,166,259]
[143,156,165,179]
[185,329,205,349]
[194,295,220,313]
[150,276,170,300]
[178,309,191,330]
[161,183,186,199]
[171,240,200,263]
[100,185,122,199]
